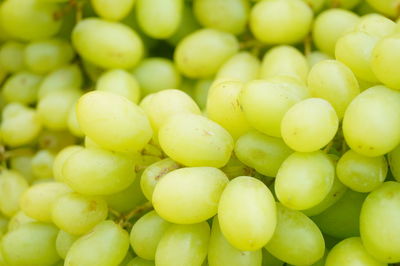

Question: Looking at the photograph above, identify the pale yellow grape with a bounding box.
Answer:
[167,3,201,45]
[77,91,153,153]
[96,69,140,103]
[306,51,332,68]
[208,216,262,266]
[1,103,42,147]
[275,151,335,210]
[20,182,71,222]
[127,258,155,266]
[37,130,76,153]
[53,146,83,182]
[153,167,228,224]
[159,113,233,167]
[72,18,143,69]
[326,237,387,266]
[355,14,396,38]
[2,222,60,266]
[92,0,136,21]
[265,204,325,265]
[62,147,136,195]
[174,28,239,78]
[67,103,84,137]
[133,58,182,95]
[206,79,251,139]
[371,34,400,90]
[307,60,360,119]
[366,0,400,17]
[281,98,339,152]
[343,85,400,156]
[235,130,293,177]
[216,52,260,82]
[31,149,55,179]
[250,0,313,44]
[218,176,276,251]
[0,170,28,217]
[260,45,309,83]
[0,0,62,40]
[193,79,212,109]
[360,181,400,263]
[240,79,309,138]
[337,150,387,193]
[155,222,210,266]
[388,144,400,182]
[2,71,42,104]
[130,211,171,260]
[0,41,25,72]
[65,221,130,266]
[9,153,35,183]
[313,9,359,55]
[193,0,249,35]
[8,211,36,232]
[56,230,78,259]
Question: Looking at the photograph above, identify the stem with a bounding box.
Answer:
[323,141,334,153]
[122,201,153,222]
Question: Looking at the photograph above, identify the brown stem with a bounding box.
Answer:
[122,201,153,222]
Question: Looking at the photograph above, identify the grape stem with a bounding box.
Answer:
[116,201,153,229]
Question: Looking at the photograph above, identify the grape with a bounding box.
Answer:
[56,230,78,259]
[67,103,84,137]
[52,145,83,182]
[216,52,261,82]
[250,0,313,44]
[262,249,284,266]
[325,237,386,266]
[155,222,210,266]
[360,181,400,263]
[366,0,400,17]
[0,170,29,217]
[281,98,339,152]
[174,28,239,78]
[65,220,130,266]
[306,51,332,68]
[91,0,136,21]
[235,130,293,177]
[193,0,249,35]
[37,130,76,153]
[8,211,36,232]
[77,91,153,153]
[167,3,201,45]
[208,216,262,266]
[9,153,36,183]
[218,176,276,251]
[2,71,42,105]
[127,257,155,266]
[275,151,335,210]
[153,167,228,224]
[265,204,325,266]
[31,149,55,179]
[193,79,212,109]
[0,41,25,73]
[354,14,396,38]
[325,0,361,9]
[72,18,144,69]
[388,144,400,182]
[130,210,171,260]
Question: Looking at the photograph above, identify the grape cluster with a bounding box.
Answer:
[0,0,399,265]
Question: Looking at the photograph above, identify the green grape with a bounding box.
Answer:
[216,52,260,82]
[1,103,42,147]
[262,249,284,266]
[326,237,386,266]
[56,230,78,259]
[206,79,251,139]
[153,167,228,224]
[159,113,233,167]
[360,181,400,263]
[218,176,276,251]
[119,251,135,266]
[306,51,332,68]
[174,28,239,78]
[31,149,55,179]
[130,210,171,260]
[38,64,83,99]
[325,0,361,9]
[240,79,309,138]
[0,216,8,238]
[167,3,201,45]
[193,0,249,35]
[91,0,136,21]
[312,189,367,239]
[67,103,84,137]
[37,90,81,131]
[9,153,36,183]
[0,170,29,217]
[0,0,62,40]
[8,211,36,232]
[366,0,400,18]
[275,151,335,210]
[127,257,155,266]
[72,18,144,69]
[0,41,25,72]
[265,204,325,265]
[307,60,360,119]
[193,79,212,109]
[155,222,210,266]
[52,192,108,235]
[343,85,400,156]
[20,182,72,222]
[312,9,359,55]
[140,158,180,201]
[2,71,42,104]
[62,147,136,195]
[281,98,339,152]
[260,45,309,83]
[65,220,130,266]
[2,222,60,266]
[77,91,153,153]
[250,0,312,44]
[355,14,396,38]
[208,216,262,266]
[388,144,400,182]
[53,145,83,182]
[24,38,74,75]
[38,130,76,153]
[235,130,293,177]
[96,69,141,103]
[136,0,182,39]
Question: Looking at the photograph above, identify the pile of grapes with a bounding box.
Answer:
[0,0,400,265]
